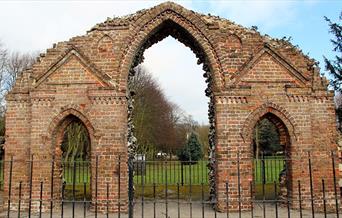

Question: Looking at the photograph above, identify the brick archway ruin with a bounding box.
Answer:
[3,2,339,213]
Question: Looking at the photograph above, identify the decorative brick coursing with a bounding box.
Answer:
[4,2,339,213]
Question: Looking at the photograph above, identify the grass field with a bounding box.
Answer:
[133,160,209,185]
[0,157,285,199]
[254,157,285,184]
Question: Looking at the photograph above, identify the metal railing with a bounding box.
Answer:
[0,153,340,217]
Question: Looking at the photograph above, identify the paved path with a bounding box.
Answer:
[1,202,340,218]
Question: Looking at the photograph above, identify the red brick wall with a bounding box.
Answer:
[3,2,338,213]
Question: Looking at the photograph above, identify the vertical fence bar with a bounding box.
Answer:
[177,182,180,218]
[197,160,200,184]
[86,161,89,184]
[308,152,315,218]
[189,158,192,218]
[50,155,55,218]
[153,183,156,218]
[298,180,302,218]
[61,182,65,218]
[72,161,76,218]
[7,156,13,218]
[28,155,33,218]
[285,155,291,218]
[201,182,205,218]
[261,154,266,218]
[226,181,229,218]
[83,160,85,184]
[322,179,327,218]
[165,160,168,218]
[141,160,144,218]
[174,159,176,184]
[128,156,134,218]
[237,152,241,218]
[83,182,87,218]
[95,155,99,218]
[17,181,22,218]
[118,155,121,218]
[106,182,109,218]
[331,151,339,218]
[39,181,43,218]
[153,154,155,185]
[274,181,278,218]
[250,181,253,218]
[181,163,184,186]
[78,162,81,184]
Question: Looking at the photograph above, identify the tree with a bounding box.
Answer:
[61,121,90,162]
[0,41,36,158]
[324,12,342,91]
[177,132,203,164]
[335,92,342,131]
[196,124,209,158]
[253,119,282,157]
[129,66,182,155]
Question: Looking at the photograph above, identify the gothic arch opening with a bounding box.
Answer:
[126,18,217,201]
[251,112,291,201]
[52,114,92,203]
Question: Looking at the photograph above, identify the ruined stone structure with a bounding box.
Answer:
[4,2,339,213]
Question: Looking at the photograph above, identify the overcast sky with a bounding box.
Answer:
[0,0,341,124]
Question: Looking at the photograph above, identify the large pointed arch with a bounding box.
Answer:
[117,3,223,91]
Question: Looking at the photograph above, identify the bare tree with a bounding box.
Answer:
[0,42,8,115]
[129,66,186,155]
[0,46,36,114]
[7,51,36,89]
[0,41,37,158]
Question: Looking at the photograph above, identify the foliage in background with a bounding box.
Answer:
[253,118,282,158]
[177,132,203,163]
[129,66,210,157]
[335,93,342,132]
[324,12,342,91]
[129,66,181,155]
[61,121,90,162]
[0,40,37,158]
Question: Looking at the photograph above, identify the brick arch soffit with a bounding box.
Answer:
[117,8,223,92]
[241,103,298,147]
[46,106,97,153]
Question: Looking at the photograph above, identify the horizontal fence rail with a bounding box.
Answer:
[0,152,340,217]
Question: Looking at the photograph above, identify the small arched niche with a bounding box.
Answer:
[252,112,291,201]
[52,114,92,202]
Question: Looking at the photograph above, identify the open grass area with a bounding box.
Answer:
[254,157,285,184]
[0,157,285,199]
[133,160,209,185]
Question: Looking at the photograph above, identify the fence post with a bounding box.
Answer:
[181,162,184,186]
[128,157,134,218]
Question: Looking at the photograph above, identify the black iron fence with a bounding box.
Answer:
[0,160,4,190]
[0,153,341,217]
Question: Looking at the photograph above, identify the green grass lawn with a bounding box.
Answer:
[0,157,285,200]
[254,157,285,184]
[133,160,209,185]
